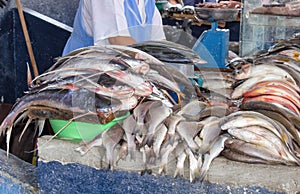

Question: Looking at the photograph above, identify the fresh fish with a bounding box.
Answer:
[0,89,121,135]
[255,109,300,147]
[234,64,296,82]
[120,115,137,161]
[158,141,178,175]
[133,101,155,136]
[177,100,207,117]
[174,142,187,178]
[153,123,168,157]
[219,110,295,152]
[242,95,300,116]
[240,101,300,129]
[143,101,172,146]
[176,121,201,151]
[198,118,222,154]
[199,134,229,181]
[242,86,300,110]
[231,74,300,99]
[224,136,295,165]
[227,126,298,164]
[222,149,269,164]
[251,81,300,99]
[185,146,200,183]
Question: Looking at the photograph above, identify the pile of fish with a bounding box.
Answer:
[1,35,300,183]
[75,99,232,182]
[0,42,198,156]
[224,33,300,165]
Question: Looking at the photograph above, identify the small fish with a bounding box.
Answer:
[198,118,222,154]
[176,121,201,151]
[158,141,178,175]
[186,146,200,183]
[153,123,168,157]
[143,101,172,146]
[177,100,207,117]
[174,142,186,178]
[199,134,229,181]
[121,115,137,161]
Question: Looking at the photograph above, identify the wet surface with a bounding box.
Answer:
[38,161,283,194]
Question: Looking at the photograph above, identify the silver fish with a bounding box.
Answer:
[121,115,137,161]
[199,134,229,181]
[176,121,201,151]
[199,118,222,154]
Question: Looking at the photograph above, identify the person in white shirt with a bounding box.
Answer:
[62,0,166,56]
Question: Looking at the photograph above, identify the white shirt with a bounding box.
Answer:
[81,0,166,45]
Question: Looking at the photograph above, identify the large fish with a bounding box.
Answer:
[224,138,292,165]
[227,127,300,165]
[231,74,300,99]
[242,86,300,110]
[219,110,295,153]
[242,95,300,116]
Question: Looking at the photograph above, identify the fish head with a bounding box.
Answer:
[234,63,252,80]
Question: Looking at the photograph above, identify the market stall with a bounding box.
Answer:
[0,0,300,193]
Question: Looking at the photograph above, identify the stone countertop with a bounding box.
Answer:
[38,136,300,194]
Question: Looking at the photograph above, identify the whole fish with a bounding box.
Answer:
[198,118,222,155]
[199,134,229,181]
[222,149,269,164]
[242,86,300,110]
[240,101,300,129]
[234,64,296,82]
[174,142,187,178]
[225,135,295,165]
[242,95,300,116]
[255,109,300,148]
[219,110,295,151]
[227,127,299,165]
[251,81,300,99]
[153,123,168,157]
[231,74,300,99]
[120,115,137,161]
[176,121,201,151]
[0,89,121,135]
[143,101,172,146]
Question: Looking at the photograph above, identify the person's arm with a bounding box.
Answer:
[108,36,137,45]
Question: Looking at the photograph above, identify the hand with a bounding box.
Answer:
[0,0,8,8]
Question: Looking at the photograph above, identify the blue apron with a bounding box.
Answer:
[62,0,94,56]
[62,0,156,56]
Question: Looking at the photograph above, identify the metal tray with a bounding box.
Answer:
[195,7,240,21]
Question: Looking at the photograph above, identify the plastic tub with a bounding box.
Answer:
[49,112,130,141]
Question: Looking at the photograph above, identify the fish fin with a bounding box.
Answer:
[26,62,33,88]
[18,118,32,142]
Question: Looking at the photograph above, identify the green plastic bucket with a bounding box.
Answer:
[49,112,130,141]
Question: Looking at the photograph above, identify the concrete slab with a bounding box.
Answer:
[38,136,300,194]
